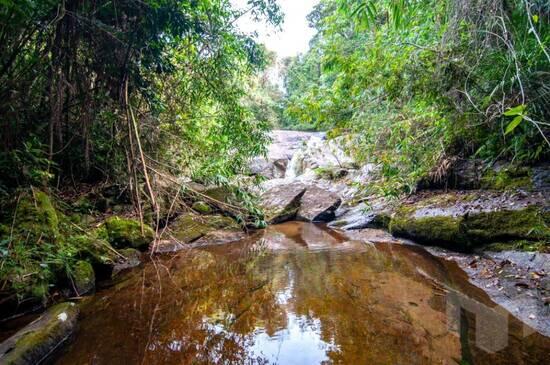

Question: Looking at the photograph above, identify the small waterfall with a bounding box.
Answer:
[284,149,304,179]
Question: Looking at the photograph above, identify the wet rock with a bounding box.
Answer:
[169,213,240,244]
[389,191,549,251]
[259,183,307,224]
[249,157,288,179]
[329,200,392,230]
[192,230,248,246]
[72,261,95,296]
[104,216,154,251]
[449,158,484,189]
[112,248,141,276]
[296,186,341,222]
[0,302,79,364]
[429,248,550,336]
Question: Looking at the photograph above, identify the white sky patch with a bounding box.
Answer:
[231,0,320,58]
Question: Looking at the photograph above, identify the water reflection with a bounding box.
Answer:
[56,222,550,365]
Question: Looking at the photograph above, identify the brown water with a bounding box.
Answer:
[56,222,550,364]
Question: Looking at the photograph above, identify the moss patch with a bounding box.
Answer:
[192,201,212,214]
[481,166,533,191]
[389,202,549,252]
[390,209,468,250]
[171,213,239,244]
[71,260,95,295]
[104,216,154,251]
[0,302,79,364]
[463,207,550,243]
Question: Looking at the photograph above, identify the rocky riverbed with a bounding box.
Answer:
[251,130,550,337]
[1,130,549,364]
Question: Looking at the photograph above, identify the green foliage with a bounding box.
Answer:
[282,0,550,196]
[0,0,282,190]
[0,189,124,302]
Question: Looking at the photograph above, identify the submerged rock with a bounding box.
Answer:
[389,191,549,251]
[296,186,341,222]
[0,302,79,364]
[192,230,248,246]
[104,216,155,251]
[259,183,307,224]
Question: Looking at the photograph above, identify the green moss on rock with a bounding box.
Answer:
[463,207,550,242]
[104,216,154,251]
[481,166,533,191]
[0,302,79,364]
[72,260,95,295]
[15,189,60,240]
[171,213,239,244]
[389,202,549,252]
[390,209,468,250]
[192,201,212,214]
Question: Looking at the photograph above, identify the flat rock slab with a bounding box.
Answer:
[388,190,550,251]
[192,230,248,247]
[428,248,550,337]
[152,213,241,253]
[297,186,341,222]
[260,183,306,224]
[0,302,79,364]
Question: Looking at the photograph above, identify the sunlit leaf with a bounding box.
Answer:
[504,115,524,135]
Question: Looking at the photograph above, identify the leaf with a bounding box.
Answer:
[533,14,539,24]
[505,115,524,135]
[503,104,526,116]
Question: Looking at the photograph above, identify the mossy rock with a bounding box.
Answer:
[203,186,235,204]
[0,302,79,364]
[171,213,240,244]
[14,189,60,240]
[71,260,95,296]
[484,240,549,253]
[112,248,142,277]
[192,201,212,214]
[389,202,550,252]
[390,209,468,250]
[104,216,154,251]
[480,166,533,191]
[463,207,550,243]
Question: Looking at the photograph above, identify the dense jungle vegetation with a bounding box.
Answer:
[278,0,550,194]
[0,0,548,307]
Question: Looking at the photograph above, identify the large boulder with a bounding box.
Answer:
[0,302,79,364]
[104,216,155,251]
[296,186,341,222]
[153,214,240,253]
[329,199,392,230]
[260,183,307,224]
[388,191,550,251]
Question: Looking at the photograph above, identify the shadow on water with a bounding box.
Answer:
[55,222,550,365]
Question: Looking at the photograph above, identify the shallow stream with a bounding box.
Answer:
[56,222,550,364]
